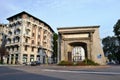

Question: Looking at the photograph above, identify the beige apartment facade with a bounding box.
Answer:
[0,24,8,47]
[0,24,4,46]
[57,26,106,65]
[5,11,54,64]
[0,24,8,63]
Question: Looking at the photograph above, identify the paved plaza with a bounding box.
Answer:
[0,65,120,80]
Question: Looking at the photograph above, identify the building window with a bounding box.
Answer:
[32,40,34,44]
[26,29,30,35]
[23,54,27,63]
[38,42,40,45]
[38,28,41,31]
[25,38,28,43]
[30,55,34,62]
[32,33,34,37]
[8,31,12,35]
[12,47,14,51]
[25,46,27,51]
[27,22,30,27]
[32,47,34,52]
[43,36,46,40]
[37,48,40,53]
[38,35,40,38]
[17,46,19,51]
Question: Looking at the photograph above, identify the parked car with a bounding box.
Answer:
[23,62,31,66]
[31,61,41,66]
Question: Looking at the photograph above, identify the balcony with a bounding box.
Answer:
[24,33,31,38]
[43,44,47,49]
[8,31,12,36]
[14,32,21,37]
[44,33,47,37]
[26,26,31,31]
[24,28,31,38]
[16,26,21,30]
[9,19,22,26]
[14,33,21,37]
[6,43,20,47]
[43,39,47,43]
[31,43,37,47]
[37,45,41,48]
[9,49,13,53]
[14,48,20,53]
[13,40,20,46]
[7,35,13,38]
[5,44,11,47]
[23,42,31,46]
[47,48,53,52]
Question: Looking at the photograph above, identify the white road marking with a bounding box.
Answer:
[42,69,120,75]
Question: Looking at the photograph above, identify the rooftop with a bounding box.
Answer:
[7,11,54,33]
[57,25,100,30]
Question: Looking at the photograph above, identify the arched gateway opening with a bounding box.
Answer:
[68,42,87,62]
[72,46,85,62]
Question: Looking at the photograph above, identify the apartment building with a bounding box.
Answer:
[6,11,54,64]
[0,24,8,63]
[0,24,8,47]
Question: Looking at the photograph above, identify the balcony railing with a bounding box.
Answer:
[9,19,22,24]
[44,33,47,36]
[31,43,37,47]
[26,27,31,31]
[43,39,47,43]
[23,42,31,46]
[24,33,31,38]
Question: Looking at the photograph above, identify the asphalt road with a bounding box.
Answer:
[0,65,120,80]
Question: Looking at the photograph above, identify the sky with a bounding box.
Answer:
[0,0,120,38]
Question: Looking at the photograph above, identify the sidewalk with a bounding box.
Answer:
[0,64,110,70]
[0,64,22,66]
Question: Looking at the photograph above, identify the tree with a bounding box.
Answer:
[52,33,58,63]
[0,47,9,64]
[113,19,120,63]
[102,36,119,62]
[113,19,120,40]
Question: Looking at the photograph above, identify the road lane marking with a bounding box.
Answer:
[42,69,120,75]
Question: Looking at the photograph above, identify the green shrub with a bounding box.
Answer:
[83,59,99,65]
[73,61,87,66]
[0,60,2,64]
[58,61,86,66]
[58,61,73,66]
[58,59,99,66]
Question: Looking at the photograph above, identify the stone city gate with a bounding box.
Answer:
[57,26,106,65]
